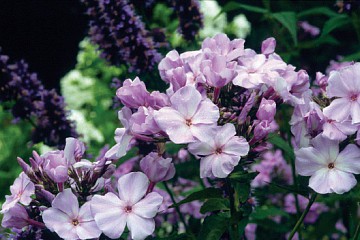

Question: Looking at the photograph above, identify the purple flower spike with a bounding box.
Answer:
[90,172,163,240]
[42,189,101,240]
[1,172,35,213]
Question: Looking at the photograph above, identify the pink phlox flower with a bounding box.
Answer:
[1,172,35,213]
[90,172,163,240]
[188,123,249,178]
[42,189,101,240]
[154,85,219,144]
[140,152,175,183]
[1,203,29,229]
[295,135,360,194]
[299,21,320,37]
[323,63,360,124]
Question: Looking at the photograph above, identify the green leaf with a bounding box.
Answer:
[170,188,223,208]
[268,182,309,197]
[321,15,351,36]
[342,51,360,61]
[150,233,195,240]
[250,206,289,220]
[272,12,298,45]
[298,35,340,49]
[200,198,230,214]
[229,171,258,182]
[215,1,268,19]
[197,214,229,240]
[267,133,295,161]
[297,7,339,18]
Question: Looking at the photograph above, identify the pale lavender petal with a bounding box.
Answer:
[335,144,360,174]
[77,221,102,240]
[200,156,215,178]
[64,137,77,164]
[190,124,217,142]
[351,102,360,123]
[42,207,71,232]
[104,143,121,159]
[295,148,327,176]
[170,85,201,118]
[53,222,78,240]
[328,170,357,194]
[326,71,351,98]
[127,213,155,240]
[132,192,163,218]
[223,136,249,156]
[211,154,237,178]
[51,189,79,219]
[214,123,236,146]
[323,98,351,123]
[191,99,220,124]
[310,135,339,163]
[322,122,348,141]
[188,142,214,157]
[90,194,126,239]
[309,169,331,194]
[118,172,149,204]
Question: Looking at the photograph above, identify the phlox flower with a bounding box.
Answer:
[1,172,35,213]
[295,135,360,194]
[42,189,101,240]
[90,172,163,240]
[188,123,249,178]
[154,85,219,144]
[323,63,360,123]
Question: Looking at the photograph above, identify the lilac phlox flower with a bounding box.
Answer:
[64,137,85,164]
[323,63,360,124]
[261,37,276,56]
[1,204,29,229]
[41,150,69,183]
[90,172,163,240]
[284,194,328,224]
[188,123,249,178]
[251,150,292,188]
[1,172,35,213]
[295,135,360,194]
[154,85,219,144]
[42,189,101,240]
[140,152,175,183]
[201,33,245,61]
[322,112,357,141]
[325,58,354,74]
[256,98,276,121]
[130,106,162,135]
[244,223,257,240]
[299,21,320,37]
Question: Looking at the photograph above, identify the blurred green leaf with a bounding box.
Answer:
[267,133,295,161]
[321,15,351,36]
[272,11,298,45]
[250,206,289,220]
[197,214,229,240]
[215,1,268,19]
[170,188,222,208]
[268,182,309,197]
[229,171,258,182]
[200,198,230,214]
[298,35,340,49]
[342,51,360,61]
[297,7,339,18]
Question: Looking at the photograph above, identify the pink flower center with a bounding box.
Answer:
[328,162,335,169]
[350,94,358,102]
[72,219,79,226]
[185,119,192,126]
[124,206,132,213]
[215,148,222,155]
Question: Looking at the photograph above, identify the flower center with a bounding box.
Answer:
[185,119,192,126]
[72,219,79,226]
[215,148,222,155]
[124,206,132,213]
[328,162,335,169]
[350,94,358,102]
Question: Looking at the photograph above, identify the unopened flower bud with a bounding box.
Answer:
[140,152,175,183]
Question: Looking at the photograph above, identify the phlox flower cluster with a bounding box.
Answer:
[292,62,360,194]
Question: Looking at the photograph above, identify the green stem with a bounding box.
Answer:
[163,182,189,233]
[353,220,360,240]
[287,193,318,240]
[226,179,239,240]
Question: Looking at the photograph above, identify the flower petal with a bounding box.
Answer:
[90,193,126,239]
[200,156,215,178]
[42,207,71,232]
[191,99,219,125]
[351,102,360,124]
[223,136,249,156]
[132,192,163,218]
[118,172,149,204]
[328,170,357,194]
[188,141,214,157]
[127,213,155,240]
[308,169,331,194]
[211,154,238,178]
[76,220,102,240]
[335,144,360,174]
[295,147,327,176]
[51,189,79,219]
[170,85,201,118]
[323,98,351,123]
[214,123,236,146]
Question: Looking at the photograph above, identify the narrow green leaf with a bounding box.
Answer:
[197,214,229,240]
[342,51,360,61]
[214,1,268,19]
[321,15,351,36]
[268,182,309,197]
[170,188,222,208]
[297,7,339,18]
[267,133,295,161]
[200,198,230,214]
[250,206,289,220]
[272,12,298,45]
[229,171,258,182]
